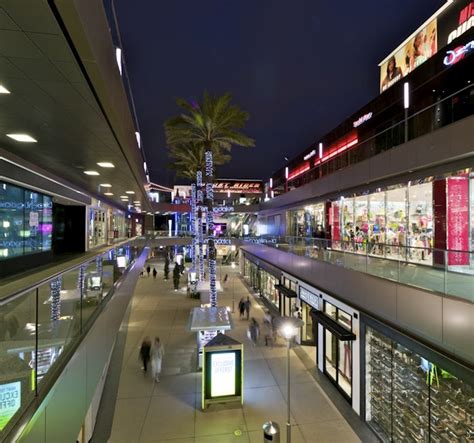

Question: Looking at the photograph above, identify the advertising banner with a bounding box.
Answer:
[447,177,469,266]
[0,381,21,431]
[379,0,473,92]
[210,352,236,397]
[380,19,438,92]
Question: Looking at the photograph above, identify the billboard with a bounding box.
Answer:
[379,0,474,92]
[0,381,21,431]
[380,19,438,92]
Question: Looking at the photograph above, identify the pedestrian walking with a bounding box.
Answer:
[223,273,228,283]
[146,265,151,277]
[151,337,164,382]
[263,311,274,347]
[238,297,245,320]
[248,318,260,345]
[152,267,157,280]
[244,296,251,320]
[139,336,151,373]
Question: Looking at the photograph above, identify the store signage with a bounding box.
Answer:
[353,112,373,128]
[447,177,469,266]
[447,1,474,44]
[213,180,262,194]
[299,287,319,309]
[210,352,236,397]
[304,149,317,161]
[443,40,474,65]
[214,238,232,245]
[0,381,21,431]
[29,212,39,227]
[213,206,235,213]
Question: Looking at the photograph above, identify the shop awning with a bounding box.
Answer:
[311,310,356,341]
[274,284,297,298]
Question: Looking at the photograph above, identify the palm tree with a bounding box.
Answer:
[168,143,231,179]
[165,92,254,307]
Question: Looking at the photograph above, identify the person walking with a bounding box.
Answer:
[244,296,251,320]
[238,297,245,320]
[146,265,151,277]
[151,337,164,382]
[152,267,157,280]
[139,336,151,373]
[248,318,260,345]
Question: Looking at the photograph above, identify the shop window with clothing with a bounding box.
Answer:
[407,182,433,265]
[366,326,473,442]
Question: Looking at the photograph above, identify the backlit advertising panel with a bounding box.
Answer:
[380,19,438,92]
[379,0,473,92]
[447,177,469,266]
[0,382,21,431]
[210,352,236,397]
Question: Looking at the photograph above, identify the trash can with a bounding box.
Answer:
[263,421,280,442]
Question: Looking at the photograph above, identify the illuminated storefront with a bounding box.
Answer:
[0,181,52,260]
[288,203,325,237]
[364,317,474,442]
[332,181,434,264]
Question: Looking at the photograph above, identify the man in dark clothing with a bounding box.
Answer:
[140,337,152,372]
[146,265,151,277]
[244,296,251,320]
[152,268,157,280]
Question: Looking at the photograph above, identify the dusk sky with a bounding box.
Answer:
[113,0,445,186]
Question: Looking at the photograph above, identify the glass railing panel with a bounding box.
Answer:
[36,268,82,386]
[102,254,115,297]
[82,259,103,328]
[0,288,37,440]
[445,251,474,303]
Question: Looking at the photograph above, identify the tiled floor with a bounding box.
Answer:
[93,258,364,443]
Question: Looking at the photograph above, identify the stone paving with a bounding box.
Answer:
[94,257,362,443]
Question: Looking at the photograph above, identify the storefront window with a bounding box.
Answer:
[89,207,107,247]
[260,270,279,309]
[338,341,352,397]
[354,195,369,250]
[324,302,337,320]
[408,182,433,264]
[386,187,408,259]
[366,327,473,442]
[341,198,354,244]
[368,191,385,255]
[323,302,353,399]
[0,182,52,259]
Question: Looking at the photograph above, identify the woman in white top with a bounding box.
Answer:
[151,337,164,382]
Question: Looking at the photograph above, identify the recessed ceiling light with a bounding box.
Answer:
[104,192,114,196]
[133,200,140,203]
[97,162,115,168]
[125,191,135,194]
[100,183,112,187]
[84,170,100,176]
[7,133,37,142]
[0,85,11,94]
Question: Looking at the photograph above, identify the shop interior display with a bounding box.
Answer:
[366,327,473,442]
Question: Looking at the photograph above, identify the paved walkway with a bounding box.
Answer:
[92,257,367,443]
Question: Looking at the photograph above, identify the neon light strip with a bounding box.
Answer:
[287,164,310,181]
[314,137,358,166]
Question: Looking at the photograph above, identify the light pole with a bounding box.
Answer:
[275,316,304,443]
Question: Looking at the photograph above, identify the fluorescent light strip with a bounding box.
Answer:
[0,85,11,94]
[97,162,115,168]
[100,183,112,187]
[7,134,37,142]
[84,170,100,176]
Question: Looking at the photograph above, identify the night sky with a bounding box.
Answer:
[113,0,445,186]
